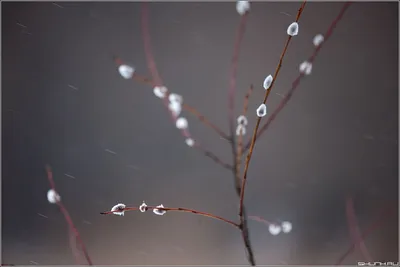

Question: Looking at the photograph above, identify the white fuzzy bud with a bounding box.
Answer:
[236,1,250,16]
[111,203,126,216]
[256,104,267,117]
[168,101,182,117]
[263,75,273,90]
[185,138,195,147]
[299,61,312,75]
[236,124,246,136]
[169,93,183,105]
[153,86,167,99]
[118,64,135,79]
[47,189,61,204]
[139,202,148,213]
[281,221,292,233]
[153,204,166,216]
[237,115,248,126]
[268,224,282,236]
[176,117,188,129]
[313,34,324,47]
[287,22,299,36]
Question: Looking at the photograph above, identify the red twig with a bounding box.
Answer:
[236,84,254,182]
[100,205,239,228]
[346,196,373,262]
[244,2,352,152]
[228,11,249,142]
[45,165,93,265]
[139,4,233,171]
[141,3,190,131]
[194,144,233,170]
[335,204,396,265]
[184,104,231,141]
[248,215,274,226]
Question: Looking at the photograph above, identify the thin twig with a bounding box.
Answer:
[239,0,307,228]
[228,11,249,159]
[236,84,254,184]
[346,196,373,262]
[223,11,256,266]
[114,59,232,145]
[244,2,352,152]
[45,165,93,265]
[184,104,231,141]
[113,64,233,169]
[194,144,234,170]
[117,69,231,141]
[248,215,274,226]
[100,205,239,228]
[232,85,255,264]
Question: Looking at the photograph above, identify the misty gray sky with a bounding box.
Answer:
[2,1,398,265]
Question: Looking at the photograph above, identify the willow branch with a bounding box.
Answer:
[101,205,239,228]
[244,2,352,152]
[239,0,307,222]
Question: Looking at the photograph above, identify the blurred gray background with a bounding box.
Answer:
[2,1,398,265]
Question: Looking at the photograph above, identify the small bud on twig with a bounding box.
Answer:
[263,75,273,90]
[287,22,299,36]
[299,61,312,75]
[139,201,148,212]
[118,65,135,79]
[185,138,195,147]
[153,204,166,216]
[236,124,246,136]
[281,221,292,233]
[47,189,61,204]
[313,34,324,47]
[153,86,167,98]
[176,117,189,129]
[256,104,267,117]
[111,203,126,216]
[268,224,282,236]
[168,101,182,117]
[169,93,183,105]
[237,115,248,126]
[236,1,250,16]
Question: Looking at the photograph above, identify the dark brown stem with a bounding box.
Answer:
[101,205,239,228]
[239,0,307,224]
[244,2,352,153]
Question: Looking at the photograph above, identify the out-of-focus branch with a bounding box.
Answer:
[227,11,249,167]
[346,196,373,262]
[127,71,231,141]
[236,84,254,185]
[45,165,93,265]
[140,3,232,171]
[336,204,396,265]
